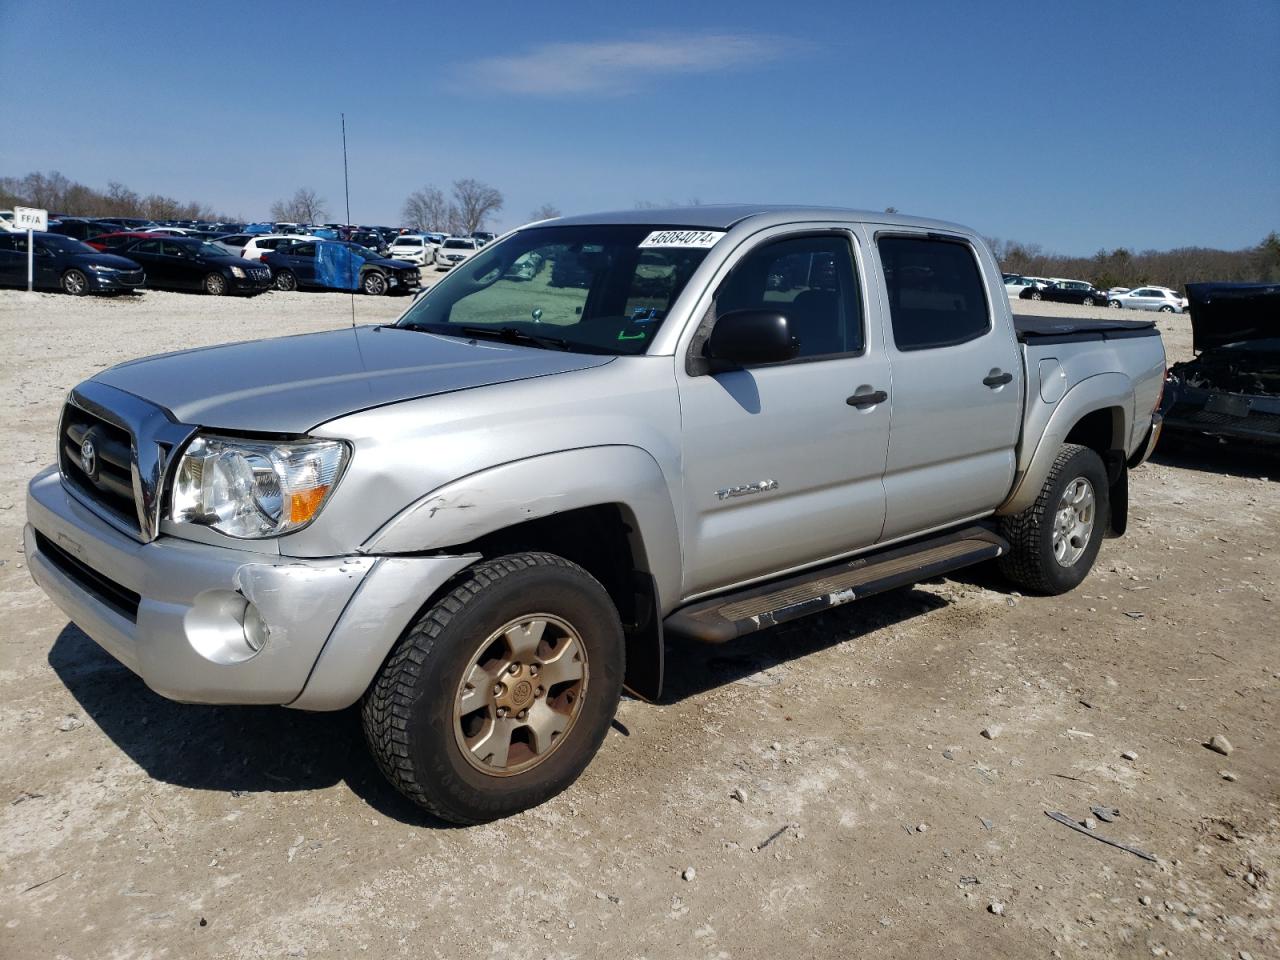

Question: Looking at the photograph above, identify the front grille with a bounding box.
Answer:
[60,403,140,532]
[35,532,140,622]
[118,271,144,286]
[250,267,270,281]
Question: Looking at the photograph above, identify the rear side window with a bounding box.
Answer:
[878,236,990,351]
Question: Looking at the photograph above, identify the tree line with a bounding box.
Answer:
[0,170,229,222]
[988,233,1280,292]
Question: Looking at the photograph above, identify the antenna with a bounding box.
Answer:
[342,113,356,329]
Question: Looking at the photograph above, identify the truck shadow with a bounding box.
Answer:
[1150,435,1279,481]
[46,624,455,827]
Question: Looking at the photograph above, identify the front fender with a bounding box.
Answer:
[361,445,683,612]
[998,372,1132,515]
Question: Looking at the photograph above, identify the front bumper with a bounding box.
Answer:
[88,270,146,292]
[229,276,273,295]
[25,466,474,709]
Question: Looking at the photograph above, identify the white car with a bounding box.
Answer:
[240,234,322,261]
[386,234,440,266]
[0,210,19,233]
[1003,274,1039,298]
[435,236,479,270]
[1109,286,1185,312]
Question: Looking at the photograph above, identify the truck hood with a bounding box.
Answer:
[1186,282,1280,353]
[92,325,614,433]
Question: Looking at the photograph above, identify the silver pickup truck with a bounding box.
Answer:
[25,206,1166,823]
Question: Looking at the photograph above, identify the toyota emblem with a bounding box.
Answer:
[80,437,97,478]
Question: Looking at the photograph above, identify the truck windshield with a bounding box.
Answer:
[397,224,718,355]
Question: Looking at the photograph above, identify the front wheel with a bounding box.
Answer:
[1159,305,1174,313]
[362,271,388,296]
[204,272,227,296]
[362,552,624,824]
[1109,300,1122,308]
[1082,297,1095,306]
[274,269,297,292]
[61,269,89,296]
[998,443,1109,595]
[1029,290,1043,301]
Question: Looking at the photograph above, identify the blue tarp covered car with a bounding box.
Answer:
[261,239,421,296]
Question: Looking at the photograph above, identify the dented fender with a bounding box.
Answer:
[361,445,684,612]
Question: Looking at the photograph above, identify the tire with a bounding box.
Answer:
[998,443,1109,595]
[1082,297,1095,306]
[204,272,227,296]
[274,269,297,292]
[1159,305,1174,313]
[61,269,89,296]
[1029,290,1043,301]
[362,271,388,296]
[1109,300,1122,309]
[362,552,625,824]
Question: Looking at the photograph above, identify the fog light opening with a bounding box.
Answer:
[241,601,269,654]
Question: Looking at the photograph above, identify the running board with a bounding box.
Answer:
[664,525,1008,643]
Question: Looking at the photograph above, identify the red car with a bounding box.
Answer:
[84,231,164,252]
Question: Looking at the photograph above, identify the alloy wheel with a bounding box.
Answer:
[1052,477,1095,567]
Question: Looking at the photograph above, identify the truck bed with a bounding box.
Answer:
[1013,314,1158,344]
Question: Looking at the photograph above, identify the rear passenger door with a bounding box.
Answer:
[873,233,1023,540]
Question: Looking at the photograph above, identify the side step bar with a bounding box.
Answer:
[664,525,1009,643]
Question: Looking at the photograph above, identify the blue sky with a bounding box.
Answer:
[2,0,1277,253]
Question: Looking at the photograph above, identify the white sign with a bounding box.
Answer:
[638,229,724,249]
[14,206,47,232]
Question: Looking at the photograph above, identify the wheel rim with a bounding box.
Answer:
[276,272,295,291]
[207,274,225,294]
[365,273,386,295]
[64,271,86,294]
[1031,291,1042,300]
[1083,298,1093,306]
[453,613,589,777]
[1052,477,1096,567]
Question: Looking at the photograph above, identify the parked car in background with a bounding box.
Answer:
[0,210,19,233]
[387,234,440,266]
[47,218,121,242]
[1003,274,1040,298]
[111,236,271,296]
[1020,279,1110,306]
[85,231,163,252]
[1109,286,1185,312]
[240,234,322,262]
[262,239,420,296]
[469,231,497,246]
[0,231,145,295]
[435,236,479,270]
[1161,282,1280,444]
[208,234,256,257]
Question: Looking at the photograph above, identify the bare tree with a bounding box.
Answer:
[270,187,327,223]
[450,179,503,234]
[529,203,560,222]
[403,186,450,232]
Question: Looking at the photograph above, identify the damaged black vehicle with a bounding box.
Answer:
[1162,282,1280,444]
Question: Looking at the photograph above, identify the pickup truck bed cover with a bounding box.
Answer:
[1014,315,1158,344]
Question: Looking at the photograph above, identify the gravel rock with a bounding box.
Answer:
[55,715,84,732]
[980,725,1002,740]
[1082,817,1097,830]
[1121,750,1138,761]
[729,787,747,803]
[1220,770,1238,782]
[988,900,1005,916]
[681,867,696,882]
[1139,895,1153,906]
[1206,735,1234,756]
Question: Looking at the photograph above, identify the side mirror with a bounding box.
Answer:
[704,310,798,368]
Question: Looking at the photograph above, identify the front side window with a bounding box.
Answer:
[397,224,717,356]
[715,234,864,359]
[878,235,991,351]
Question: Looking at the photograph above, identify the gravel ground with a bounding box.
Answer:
[0,288,1276,960]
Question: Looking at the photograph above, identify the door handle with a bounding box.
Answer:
[846,389,888,407]
[983,371,1014,388]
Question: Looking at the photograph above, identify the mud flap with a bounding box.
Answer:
[1108,464,1128,537]
[622,572,663,702]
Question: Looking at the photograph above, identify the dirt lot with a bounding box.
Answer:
[1,288,1276,960]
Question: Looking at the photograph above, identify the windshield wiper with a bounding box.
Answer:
[458,325,573,351]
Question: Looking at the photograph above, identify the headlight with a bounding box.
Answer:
[89,264,118,272]
[229,266,246,278]
[170,435,349,538]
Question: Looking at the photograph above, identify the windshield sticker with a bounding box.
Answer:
[638,230,725,249]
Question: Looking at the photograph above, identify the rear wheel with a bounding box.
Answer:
[362,552,624,824]
[362,271,388,296]
[1159,305,1174,313]
[204,272,227,296]
[274,269,297,292]
[998,443,1109,595]
[60,269,89,296]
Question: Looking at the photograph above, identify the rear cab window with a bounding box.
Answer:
[877,235,991,351]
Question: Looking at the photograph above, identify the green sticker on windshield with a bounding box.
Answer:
[617,330,647,341]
